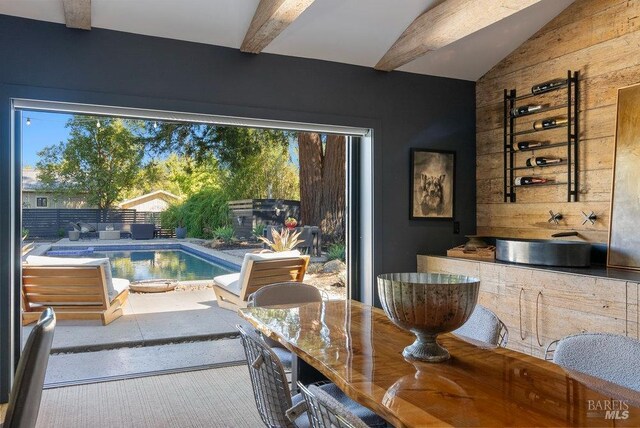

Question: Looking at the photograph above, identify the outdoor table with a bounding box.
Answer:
[99,230,121,240]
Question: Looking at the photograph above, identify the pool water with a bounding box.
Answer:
[91,250,234,282]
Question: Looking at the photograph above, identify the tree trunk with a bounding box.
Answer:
[297,133,346,243]
[298,133,323,226]
[321,135,345,242]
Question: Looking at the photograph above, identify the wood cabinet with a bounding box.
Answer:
[417,255,638,359]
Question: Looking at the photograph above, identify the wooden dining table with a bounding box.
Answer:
[239,299,640,427]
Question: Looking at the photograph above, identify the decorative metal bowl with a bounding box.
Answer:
[377,272,480,362]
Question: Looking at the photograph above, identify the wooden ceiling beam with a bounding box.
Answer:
[241,0,315,54]
[62,0,91,30]
[375,0,542,72]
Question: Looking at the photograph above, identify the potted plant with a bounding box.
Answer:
[258,227,302,252]
[284,217,298,230]
[175,215,187,239]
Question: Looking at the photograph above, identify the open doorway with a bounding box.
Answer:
[16,102,364,386]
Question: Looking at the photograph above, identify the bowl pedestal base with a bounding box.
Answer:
[403,333,450,363]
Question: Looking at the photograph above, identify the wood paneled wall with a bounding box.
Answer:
[476,0,640,243]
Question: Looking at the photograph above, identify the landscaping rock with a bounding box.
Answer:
[322,259,346,274]
[306,263,324,274]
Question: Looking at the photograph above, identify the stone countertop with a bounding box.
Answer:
[420,254,640,283]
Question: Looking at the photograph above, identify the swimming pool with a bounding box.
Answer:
[46,247,236,282]
[98,250,235,282]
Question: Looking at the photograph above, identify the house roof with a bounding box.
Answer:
[0,0,574,81]
[118,190,181,209]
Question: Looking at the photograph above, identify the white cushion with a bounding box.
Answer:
[25,255,118,300]
[213,273,241,295]
[111,278,130,296]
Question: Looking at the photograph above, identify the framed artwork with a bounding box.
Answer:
[608,83,640,270]
[410,149,455,220]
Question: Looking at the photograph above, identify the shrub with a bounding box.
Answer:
[161,188,230,238]
[326,243,346,262]
[213,226,235,244]
[252,223,266,240]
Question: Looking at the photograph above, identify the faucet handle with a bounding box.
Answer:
[581,211,597,225]
[548,210,563,224]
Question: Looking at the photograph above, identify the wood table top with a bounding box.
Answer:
[239,300,640,427]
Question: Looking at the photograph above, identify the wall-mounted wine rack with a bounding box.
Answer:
[503,70,579,202]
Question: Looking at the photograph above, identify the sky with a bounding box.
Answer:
[21,111,73,167]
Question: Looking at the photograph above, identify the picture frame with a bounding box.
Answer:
[607,83,640,270]
[410,148,455,220]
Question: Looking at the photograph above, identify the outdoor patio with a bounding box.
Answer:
[23,238,344,386]
[24,289,243,353]
[23,288,252,386]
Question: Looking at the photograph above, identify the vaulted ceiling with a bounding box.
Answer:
[0,0,575,81]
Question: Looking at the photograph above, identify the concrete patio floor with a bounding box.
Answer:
[44,338,246,386]
[24,289,246,353]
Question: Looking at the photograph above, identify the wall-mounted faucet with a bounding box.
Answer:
[581,211,597,225]
[548,210,563,225]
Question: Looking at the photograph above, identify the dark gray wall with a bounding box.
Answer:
[0,14,475,398]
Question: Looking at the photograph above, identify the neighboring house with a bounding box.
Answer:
[118,190,180,212]
[22,167,93,209]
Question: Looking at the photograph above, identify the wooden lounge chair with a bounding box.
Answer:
[22,256,130,326]
[212,251,310,311]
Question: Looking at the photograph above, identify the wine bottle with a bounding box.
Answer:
[512,140,546,151]
[515,176,552,186]
[533,116,568,130]
[525,157,563,167]
[531,78,567,95]
[511,104,546,117]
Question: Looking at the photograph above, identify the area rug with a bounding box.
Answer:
[37,365,262,427]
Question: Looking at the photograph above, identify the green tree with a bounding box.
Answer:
[37,116,145,209]
[143,124,291,169]
[226,143,299,200]
[144,123,299,200]
[121,154,224,199]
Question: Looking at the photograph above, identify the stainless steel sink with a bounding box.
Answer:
[495,238,591,267]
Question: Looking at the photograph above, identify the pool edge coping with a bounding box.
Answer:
[45,240,243,271]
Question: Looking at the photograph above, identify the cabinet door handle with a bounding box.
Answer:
[519,287,526,341]
[536,291,543,347]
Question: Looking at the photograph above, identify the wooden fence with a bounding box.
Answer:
[23,209,163,239]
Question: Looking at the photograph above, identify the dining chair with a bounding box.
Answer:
[248,282,323,388]
[297,383,369,428]
[237,325,387,428]
[551,332,640,392]
[3,308,56,428]
[452,305,509,347]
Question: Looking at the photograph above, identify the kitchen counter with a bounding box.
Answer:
[421,254,640,282]
[417,255,640,359]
